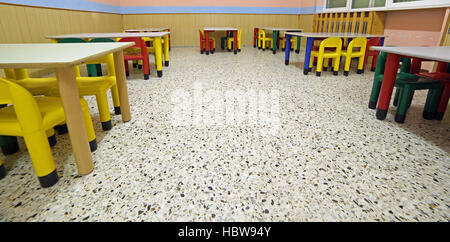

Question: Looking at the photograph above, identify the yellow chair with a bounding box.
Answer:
[281,36,299,52]
[227,29,242,52]
[340,37,367,76]
[309,37,342,76]
[3,69,62,146]
[5,53,120,131]
[0,78,96,187]
[258,29,273,51]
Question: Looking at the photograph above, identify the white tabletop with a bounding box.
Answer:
[285,32,385,38]
[125,27,170,32]
[204,27,239,31]
[46,32,170,39]
[258,27,303,31]
[371,46,450,63]
[0,43,134,68]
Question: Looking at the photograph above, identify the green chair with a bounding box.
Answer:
[368,51,443,123]
[58,38,98,77]
[368,52,412,110]
[89,38,116,76]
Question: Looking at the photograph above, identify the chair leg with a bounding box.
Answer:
[124,60,129,77]
[435,84,450,120]
[368,78,382,109]
[80,99,97,152]
[371,54,378,72]
[309,54,314,69]
[333,57,340,76]
[143,55,150,80]
[357,56,365,74]
[23,131,58,188]
[0,135,19,155]
[323,58,329,71]
[395,86,413,123]
[423,87,442,120]
[46,128,56,147]
[316,56,324,76]
[111,85,121,115]
[96,64,103,76]
[393,88,401,106]
[0,155,5,179]
[344,56,351,76]
[408,91,415,108]
[86,64,98,77]
[96,92,112,131]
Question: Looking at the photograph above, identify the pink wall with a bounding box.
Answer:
[383,8,447,70]
[384,8,446,46]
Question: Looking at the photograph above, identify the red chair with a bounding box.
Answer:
[119,37,150,80]
[199,30,214,54]
[363,37,382,72]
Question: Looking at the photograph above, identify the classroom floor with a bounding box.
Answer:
[0,47,449,221]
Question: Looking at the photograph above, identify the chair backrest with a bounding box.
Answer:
[375,51,412,76]
[90,38,115,43]
[366,37,381,48]
[199,30,205,40]
[319,37,342,53]
[237,29,242,40]
[119,37,148,56]
[3,69,16,80]
[0,78,43,132]
[347,37,367,53]
[2,68,30,80]
[258,29,266,39]
[57,38,86,43]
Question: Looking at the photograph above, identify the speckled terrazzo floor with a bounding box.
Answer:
[0,46,449,222]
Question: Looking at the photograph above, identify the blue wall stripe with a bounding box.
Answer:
[119,6,318,15]
[0,0,323,14]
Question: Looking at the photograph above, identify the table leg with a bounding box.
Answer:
[163,34,170,67]
[113,51,132,122]
[376,53,401,120]
[272,30,278,54]
[233,30,238,54]
[303,37,314,75]
[285,35,291,66]
[56,66,93,175]
[205,31,210,55]
[154,37,163,77]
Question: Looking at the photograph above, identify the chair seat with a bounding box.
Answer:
[417,72,450,82]
[0,96,65,136]
[17,76,115,96]
[123,54,145,61]
[15,78,55,95]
